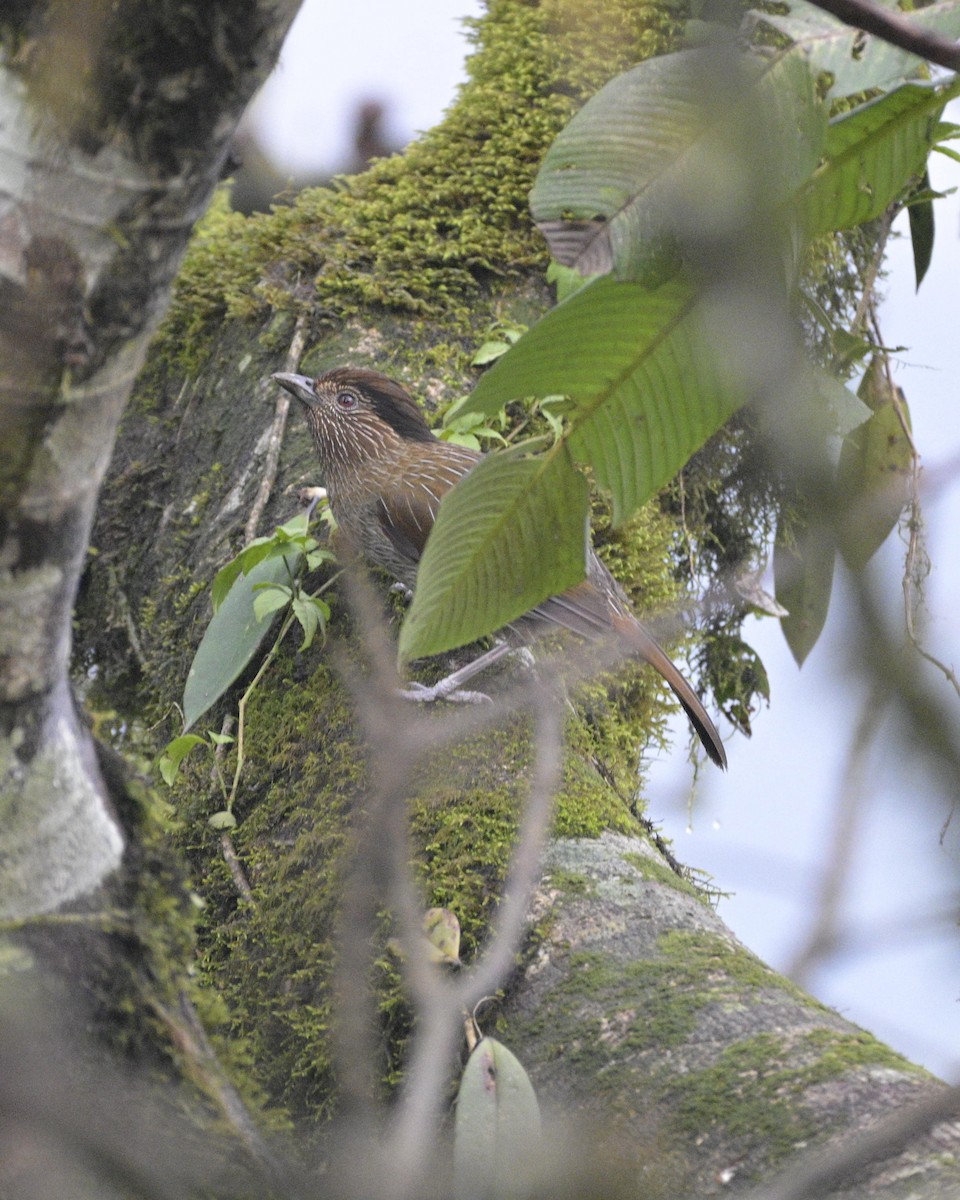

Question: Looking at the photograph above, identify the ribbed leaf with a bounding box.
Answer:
[750,0,960,101]
[801,81,959,234]
[532,49,823,280]
[531,50,708,279]
[398,443,589,663]
[453,276,743,525]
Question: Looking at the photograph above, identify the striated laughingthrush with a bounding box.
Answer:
[273,367,726,768]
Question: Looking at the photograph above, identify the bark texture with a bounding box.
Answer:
[0,0,301,917]
[18,0,959,1195]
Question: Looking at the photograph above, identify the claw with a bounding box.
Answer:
[508,647,536,671]
[397,681,494,705]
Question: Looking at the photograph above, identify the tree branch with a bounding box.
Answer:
[807,0,960,71]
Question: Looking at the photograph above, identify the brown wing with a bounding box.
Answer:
[376,440,479,564]
[520,549,727,768]
[518,546,624,639]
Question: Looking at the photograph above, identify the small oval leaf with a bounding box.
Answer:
[423,907,461,965]
[454,1037,541,1200]
[835,367,912,572]
[208,810,237,830]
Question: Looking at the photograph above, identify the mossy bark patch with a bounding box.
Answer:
[504,831,935,1190]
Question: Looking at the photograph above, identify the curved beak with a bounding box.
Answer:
[272,372,316,407]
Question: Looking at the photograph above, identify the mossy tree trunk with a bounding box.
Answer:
[0,0,300,919]
[15,0,960,1196]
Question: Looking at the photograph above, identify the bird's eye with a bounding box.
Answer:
[335,390,359,411]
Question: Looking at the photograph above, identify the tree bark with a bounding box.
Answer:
[0,0,301,917]
[6,0,958,1196]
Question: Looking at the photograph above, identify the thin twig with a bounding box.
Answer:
[786,687,885,983]
[326,569,568,1195]
[220,833,254,906]
[106,564,148,671]
[807,0,960,71]
[151,991,289,1185]
[208,714,254,903]
[0,909,134,934]
[245,313,310,543]
[227,610,296,811]
[848,208,896,343]
[864,306,960,704]
[381,691,563,1191]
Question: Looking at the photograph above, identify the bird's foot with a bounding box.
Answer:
[389,581,414,603]
[397,680,494,706]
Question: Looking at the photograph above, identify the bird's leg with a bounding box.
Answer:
[298,485,328,521]
[398,640,518,705]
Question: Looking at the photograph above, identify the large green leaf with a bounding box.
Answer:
[398,443,588,663]
[417,41,954,665]
[182,551,299,730]
[451,276,744,525]
[801,81,960,235]
[750,0,960,102]
[531,48,823,280]
[531,50,709,279]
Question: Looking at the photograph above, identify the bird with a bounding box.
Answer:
[272,367,726,768]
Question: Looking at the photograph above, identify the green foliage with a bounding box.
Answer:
[399,442,590,663]
[531,49,820,279]
[906,171,936,289]
[158,511,337,834]
[801,81,960,234]
[182,512,334,732]
[774,514,836,668]
[454,276,746,525]
[753,0,960,100]
[406,4,960,665]
[835,359,913,572]
[453,1037,542,1200]
[157,730,233,788]
[470,322,526,367]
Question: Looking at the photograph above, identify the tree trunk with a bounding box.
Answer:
[0,0,301,917]
[7,0,958,1196]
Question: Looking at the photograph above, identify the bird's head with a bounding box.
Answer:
[273,368,435,469]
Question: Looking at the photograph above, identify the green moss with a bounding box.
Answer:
[553,750,640,837]
[794,1027,923,1082]
[541,868,595,895]
[622,851,704,902]
[669,1034,823,1158]
[152,0,684,378]
[667,1027,923,1165]
[410,715,536,957]
[512,927,823,1104]
[171,651,360,1120]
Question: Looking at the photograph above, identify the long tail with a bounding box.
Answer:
[620,616,727,769]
